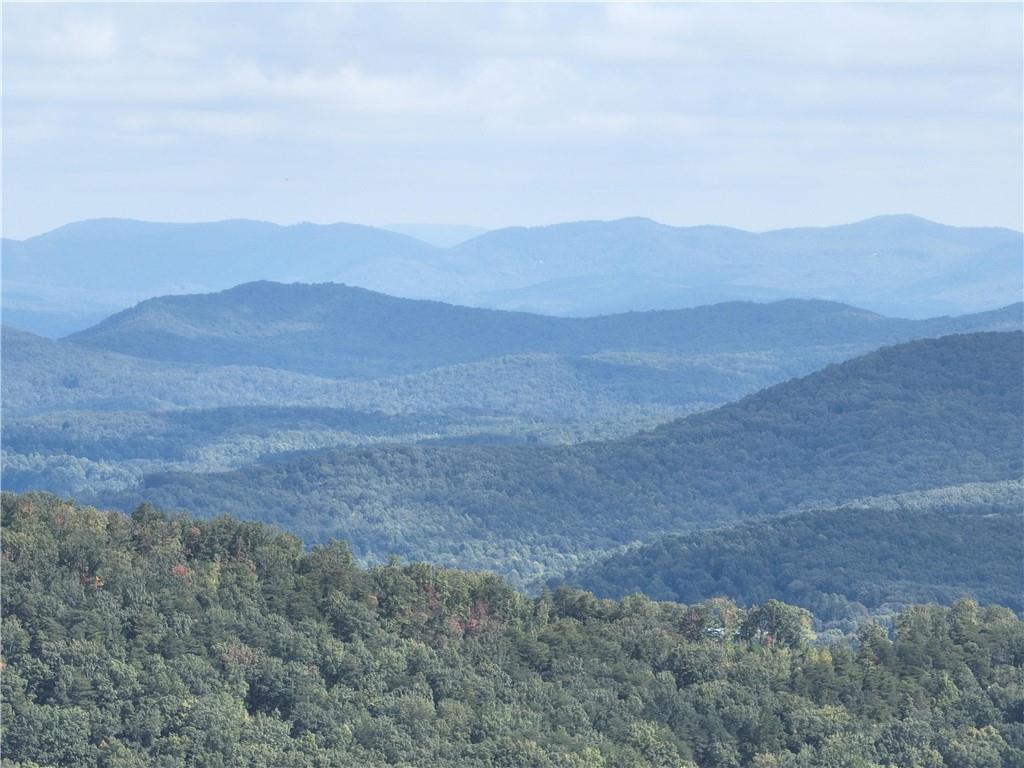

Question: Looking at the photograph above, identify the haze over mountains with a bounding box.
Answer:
[2,227,1021,611]
[6,2,1023,763]
[7,241,1021,768]
[3,227,1023,768]
[4,214,1021,336]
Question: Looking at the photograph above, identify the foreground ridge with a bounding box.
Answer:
[3,492,1023,768]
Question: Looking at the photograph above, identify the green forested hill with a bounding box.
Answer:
[0,325,864,499]
[4,493,1023,768]
[65,281,1022,379]
[8,299,1018,501]
[3,322,851,421]
[562,481,1024,625]
[100,332,1024,582]
[1,326,357,415]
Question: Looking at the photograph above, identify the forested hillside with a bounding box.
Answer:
[65,282,1021,379]
[4,493,1023,768]
[98,332,1024,583]
[6,320,851,420]
[0,323,868,500]
[563,481,1024,631]
[7,296,1017,501]
[1,326,358,415]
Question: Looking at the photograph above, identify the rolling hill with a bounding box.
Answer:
[95,332,1024,583]
[561,480,1024,623]
[1,325,358,415]
[6,290,1018,502]
[64,281,1023,379]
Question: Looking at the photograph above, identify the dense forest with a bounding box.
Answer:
[562,481,1024,633]
[4,285,1022,767]
[95,332,1023,583]
[4,292,1019,502]
[4,493,1024,768]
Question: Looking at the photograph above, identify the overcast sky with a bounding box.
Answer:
[3,2,1022,239]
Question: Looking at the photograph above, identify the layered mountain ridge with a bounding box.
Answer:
[91,331,1024,583]
[5,213,1021,335]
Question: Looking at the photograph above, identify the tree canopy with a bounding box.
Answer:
[3,493,1024,768]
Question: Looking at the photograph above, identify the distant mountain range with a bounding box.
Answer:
[4,214,1021,336]
[1,219,434,336]
[92,331,1024,583]
[4,206,1022,768]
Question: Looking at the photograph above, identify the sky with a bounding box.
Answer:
[3,2,1022,239]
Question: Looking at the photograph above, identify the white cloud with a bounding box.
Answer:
[7,12,118,60]
[2,2,1021,237]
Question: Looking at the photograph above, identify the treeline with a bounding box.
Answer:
[3,493,1024,768]
[562,481,1024,634]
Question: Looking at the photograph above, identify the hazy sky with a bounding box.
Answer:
[3,2,1022,239]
